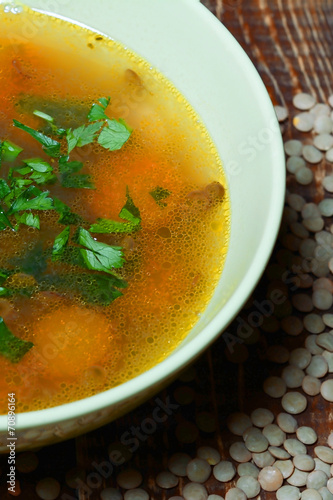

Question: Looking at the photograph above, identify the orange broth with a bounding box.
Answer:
[0,7,230,413]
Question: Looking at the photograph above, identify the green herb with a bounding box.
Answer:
[52,226,70,258]
[90,187,140,234]
[30,171,57,185]
[77,227,124,275]
[7,186,54,214]
[53,197,84,225]
[23,158,53,173]
[15,212,40,230]
[13,119,61,157]
[98,119,131,151]
[10,242,48,278]
[33,110,54,123]
[150,186,171,208]
[0,317,33,363]
[66,122,102,153]
[58,157,83,174]
[0,180,11,200]
[61,173,95,189]
[88,96,110,122]
[1,140,23,162]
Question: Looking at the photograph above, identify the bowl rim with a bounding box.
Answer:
[0,0,285,431]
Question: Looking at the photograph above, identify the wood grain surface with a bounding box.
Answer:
[1,1,333,499]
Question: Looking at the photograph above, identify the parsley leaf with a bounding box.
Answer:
[0,180,11,200]
[88,96,110,122]
[150,186,171,208]
[15,212,40,229]
[30,171,57,185]
[61,173,95,190]
[90,187,141,234]
[8,185,54,214]
[0,317,33,363]
[98,119,132,151]
[52,226,70,258]
[58,157,83,174]
[23,158,53,173]
[13,119,61,157]
[53,197,83,225]
[1,140,23,162]
[66,122,102,153]
[77,227,125,274]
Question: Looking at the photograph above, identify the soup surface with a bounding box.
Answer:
[0,6,230,413]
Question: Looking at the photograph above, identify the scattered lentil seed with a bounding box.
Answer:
[281,316,303,336]
[236,476,260,498]
[207,496,224,500]
[323,350,333,372]
[314,133,333,151]
[287,156,306,174]
[295,167,314,185]
[124,489,149,500]
[263,376,287,398]
[275,460,295,479]
[293,455,315,472]
[268,446,290,459]
[302,375,321,396]
[258,466,283,492]
[322,175,333,192]
[314,115,333,134]
[328,478,333,494]
[316,332,333,351]
[302,203,321,219]
[281,391,307,414]
[301,489,322,500]
[243,427,269,453]
[187,459,211,483]
[290,221,309,239]
[276,485,301,500]
[183,482,208,500]
[117,470,143,490]
[227,413,252,436]
[168,453,192,477]
[262,424,286,447]
[326,148,333,162]
[252,450,275,468]
[237,462,259,479]
[250,408,274,427]
[315,446,333,463]
[156,471,179,489]
[285,139,304,156]
[287,193,306,211]
[289,348,312,369]
[197,447,221,466]
[229,442,252,463]
[300,239,317,258]
[328,433,333,448]
[305,335,324,355]
[306,355,328,378]
[284,439,307,457]
[311,103,331,116]
[277,412,298,433]
[275,105,289,122]
[266,345,290,363]
[287,469,309,487]
[303,314,325,334]
[323,314,333,327]
[213,461,236,482]
[292,294,314,313]
[321,379,333,402]
[35,478,61,500]
[314,458,331,476]
[293,93,316,110]
[302,144,323,163]
[319,486,333,500]
[282,366,305,388]
[100,488,123,500]
[312,289,333,309]
[306,469,328,489]
[293,113,315,132]
[225,488,246,500]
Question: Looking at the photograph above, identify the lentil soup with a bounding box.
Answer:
[0,7,230,413]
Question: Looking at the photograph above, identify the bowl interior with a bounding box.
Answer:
[0,0,285,430]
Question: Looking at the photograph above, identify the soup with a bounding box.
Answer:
[0,6,230,413]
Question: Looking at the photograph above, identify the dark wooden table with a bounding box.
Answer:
[1,1,333,498]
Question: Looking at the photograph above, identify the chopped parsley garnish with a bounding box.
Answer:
[13,119,61,157]
[150,186,172,208]
[0,317,33,363]
[0,97,137,361]
[90,187,141,234]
